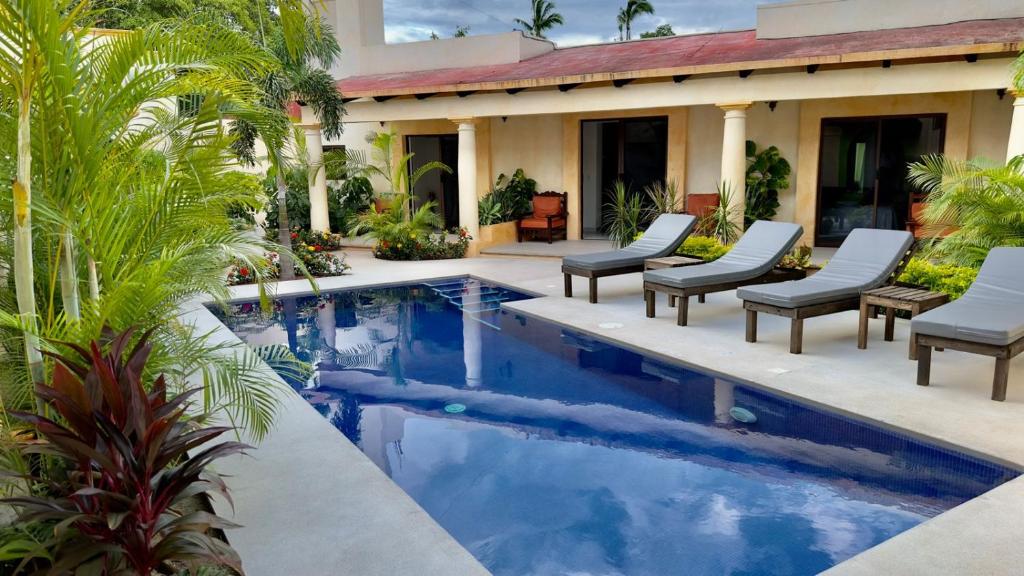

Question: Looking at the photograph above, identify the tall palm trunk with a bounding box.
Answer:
[60,229,80,320]
[13,94,45,402]
[87,256,100,302]
[276,171,296,281]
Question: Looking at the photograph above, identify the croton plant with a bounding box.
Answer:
[3,329,248,574]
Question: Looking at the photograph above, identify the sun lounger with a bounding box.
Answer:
[563,213,697,303]
[643,221,805,326]
[913,247,1024,401]
[739,228,914,354]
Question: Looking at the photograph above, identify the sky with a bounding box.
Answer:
[382,0,785,46]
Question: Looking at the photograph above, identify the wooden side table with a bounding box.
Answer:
[858,285,950,359]
[645,256,704,307]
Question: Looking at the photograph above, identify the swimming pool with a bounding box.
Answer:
[213,277,1019,576]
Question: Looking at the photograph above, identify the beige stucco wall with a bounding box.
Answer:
[489,116,564,194]
[748,101,802,224]
[794,92,973,244]
[685,106,724,199]
[968,89,1014,162]
[561,107,688,240]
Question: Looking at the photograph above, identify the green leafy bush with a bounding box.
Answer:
[898,258,978,299]
[678,236,732,261]
[332,176,374,232]
[478,194,504,226]
[263,169,370,234]
[745,141,790,228]
[479,169,537,225]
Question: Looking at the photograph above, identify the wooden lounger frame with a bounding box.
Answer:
[742,243,916,355]
[563,263,643,304]
[915,334,1024,401]
[644,268,807,326]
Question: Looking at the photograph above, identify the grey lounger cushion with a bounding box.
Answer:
[737,228,914,308]
[911,247,1024,346]
[642,220,803,289]
[563,213,696,272]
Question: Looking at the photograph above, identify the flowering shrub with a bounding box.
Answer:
[226,242,349,285]
[374,227,472,261]
[290,227,344,250]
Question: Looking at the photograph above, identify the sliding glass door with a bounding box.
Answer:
[580,117,668,239]
[816,115,945,246]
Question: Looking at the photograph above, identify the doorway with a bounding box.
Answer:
[815,114,945,246]
[406,135,459,229]
[580,117,668,239]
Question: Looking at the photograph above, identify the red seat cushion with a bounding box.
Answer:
[519,217,567,229]
[532,196,563,218]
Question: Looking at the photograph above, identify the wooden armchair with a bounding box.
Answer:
[517,191,568,243]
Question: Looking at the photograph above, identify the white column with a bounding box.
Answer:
[454,119,480,239]
[303,124,331,233]
[1007,91,1024,163]
[718,102,752,232]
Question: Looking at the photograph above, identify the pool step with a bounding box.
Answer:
[425,278,514,327]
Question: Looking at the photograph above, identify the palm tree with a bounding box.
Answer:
[232,10,347,281]
[618,0,655,41]
[345,131,452,207]
[907,155,1024,267]
[514,0,564,39]
[0,1,302,441]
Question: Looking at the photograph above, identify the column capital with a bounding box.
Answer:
[450,117,481,127]
[295,122,322,131]
[716,102,753,113]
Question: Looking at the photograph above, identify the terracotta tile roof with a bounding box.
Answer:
[338,18,1024,97]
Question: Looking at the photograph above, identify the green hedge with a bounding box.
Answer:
[898,258,978,300]
[677,236,732,261]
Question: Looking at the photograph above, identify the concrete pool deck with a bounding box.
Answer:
[192,250,1024,575]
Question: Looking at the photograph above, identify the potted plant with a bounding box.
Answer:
[477,169,536,247]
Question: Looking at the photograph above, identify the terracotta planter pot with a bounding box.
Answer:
[373,197,393,212]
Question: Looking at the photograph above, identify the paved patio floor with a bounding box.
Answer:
[191,250,1024,575]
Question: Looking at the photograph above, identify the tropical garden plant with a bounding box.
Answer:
[705,182,742,244]
[907,154,1024,268]
[478,168,538,225]
[230,5,348,280]
[344,131,452,211]
[644,178,682,219]
[3,329,249,574]
[745,140,790,228]
[604,180,643,248]
[515,0,564,39]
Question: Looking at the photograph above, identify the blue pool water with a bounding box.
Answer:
[213,278,1019,576]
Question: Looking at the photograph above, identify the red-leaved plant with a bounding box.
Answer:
[3,329,249,574]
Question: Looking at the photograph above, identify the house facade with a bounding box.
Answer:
[316,0,1024,247]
